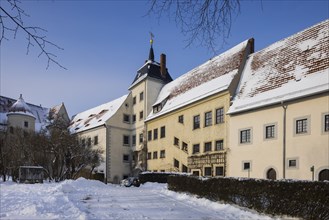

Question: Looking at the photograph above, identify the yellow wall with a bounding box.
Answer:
[146,91,231,174]
[228,94,329,180]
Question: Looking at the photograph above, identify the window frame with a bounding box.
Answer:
[182,142,188,153]
[215,107,224,124]
[94,136,98,145]
[123,154,129,162]
[160,150,165,158]
[174,158,179,169]
[148,130,152,141]
[153,151,158,159]
[239,128,252,144]
[123,114,130,123]
[204,142,212,152]
[192,144,200,154]
[178,115,184,124]
[204,167,212,176]
[215,140,224,151]
[153,128,158,140]
[139,91,144,102]
[204,111,212,127]
[193,115,200,130]
[263,122,277,140]
[123,135,130,146]
[242,161,252,171]
[322,113,329,133]
[160,126,166,138]
[215,166,224,176]
[294,115,311,136]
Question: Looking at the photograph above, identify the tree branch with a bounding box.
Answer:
[0,0,66,70]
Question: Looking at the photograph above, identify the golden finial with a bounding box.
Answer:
[150,32,154,45]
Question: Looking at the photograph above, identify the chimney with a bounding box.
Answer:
[160,53,167,78]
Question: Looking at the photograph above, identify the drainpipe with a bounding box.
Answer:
[104,124,110,184]
[282,101,288,179]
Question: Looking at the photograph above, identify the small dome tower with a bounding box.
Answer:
[7,94,36,132]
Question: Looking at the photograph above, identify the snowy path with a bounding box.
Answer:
[0,178,281,220]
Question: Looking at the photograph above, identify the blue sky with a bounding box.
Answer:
[1,0,328,117]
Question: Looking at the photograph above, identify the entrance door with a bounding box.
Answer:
[319,169,329,181]
[266,168,277,180]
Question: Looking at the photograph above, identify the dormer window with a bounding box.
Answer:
[153,104,162,113]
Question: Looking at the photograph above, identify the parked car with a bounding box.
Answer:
[120,177,140,187]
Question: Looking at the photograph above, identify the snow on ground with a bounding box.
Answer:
[1,178,287,220]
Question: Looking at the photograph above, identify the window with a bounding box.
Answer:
[160,126,166,138]
[204,142,212,152]
[153,128,158,140]
[288,159,296,167]
[205,111,212,127]
[287,158,299,169]
[204,167,212,176]
[139,111,144,120]
[132,114,136,123]
[132,135,136,146]
[87,138,91,147]
[94,136,98,145]
[160,150,165,158]
[123,114,130,123]
[123,154,129,162]
[265,125,275,139]
[178,115,184,124]
[192,171,200,176]
[147,152,152,160]
[192,144,200,154]
[240,129,251,144]
[182,142,188,153]
[215,167,224,176]
[9,126,14,134]
[24,121,28,128]
[216,108,224,124]
[174,159,180,169]
[148,130,152,141]
[215,140,224,151]
[123,135,130,145]
[139,133,143,144]
[182,165,188,173]
[324,114,329,132]
[140,92,144,102]
[174,137,179,146]
[82,139,86,147]
[153,151,158,159]
[296,119,307,134]
[133,96,136,105]
[193,115,200,129]
[243,162,251,170]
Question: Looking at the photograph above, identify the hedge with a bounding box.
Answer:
[139,172,187,184]
[166,175,329,220]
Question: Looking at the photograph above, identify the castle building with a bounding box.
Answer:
[0,94,69,133]
[70,19,328,182]
[227,19,329,181]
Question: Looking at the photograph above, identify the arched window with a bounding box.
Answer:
[319,169,329,181]
[266,168,277,180]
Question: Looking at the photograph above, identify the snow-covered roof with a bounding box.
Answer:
[69,94,128,133]
[8,94,35,118]
[146,39,252,121]
[0,95,57,132]
[228,19,329,114]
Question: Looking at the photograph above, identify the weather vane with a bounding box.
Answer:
[150,32,154,46]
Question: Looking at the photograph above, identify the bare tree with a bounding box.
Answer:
[148,0,240,52]
[0,0,66,69]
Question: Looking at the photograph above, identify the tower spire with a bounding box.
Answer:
[148,32,154,61]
